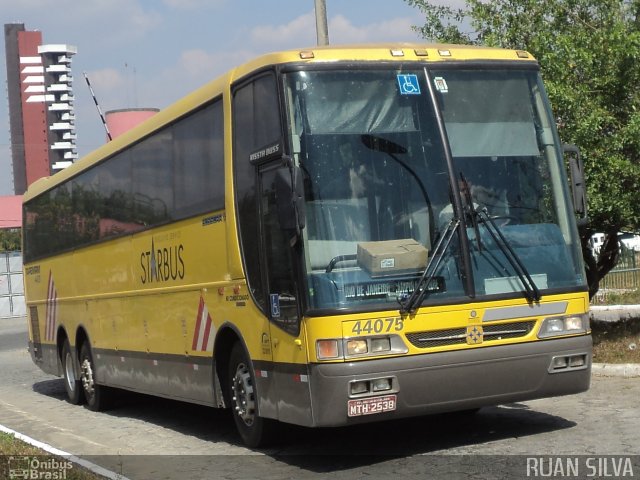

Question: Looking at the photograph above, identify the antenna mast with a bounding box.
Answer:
[83,72,112,141]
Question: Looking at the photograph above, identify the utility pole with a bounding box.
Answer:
[314,0,329,46]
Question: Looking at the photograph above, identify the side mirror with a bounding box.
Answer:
[563,144,588,227]
[275,159,306,234]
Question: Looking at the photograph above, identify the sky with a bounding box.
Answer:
[0,0,456,196]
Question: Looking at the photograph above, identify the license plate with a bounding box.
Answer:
[347,394,397,417]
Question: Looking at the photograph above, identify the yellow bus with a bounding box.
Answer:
[23,43,592,447]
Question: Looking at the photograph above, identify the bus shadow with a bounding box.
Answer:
[268,405,576,471]
[106,389,241,444]
[32,379,575,470]
[32,378,240,443]
[32,378,68,401]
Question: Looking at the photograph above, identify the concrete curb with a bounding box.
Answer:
[0,423,130,480]
[590,304,640,323]
[592,363,640,378]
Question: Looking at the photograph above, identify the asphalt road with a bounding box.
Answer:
[1,316,639,480]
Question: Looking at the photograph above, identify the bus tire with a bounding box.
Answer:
[228,342,277,448]
[79,342,112,412]
[61,339,85,405]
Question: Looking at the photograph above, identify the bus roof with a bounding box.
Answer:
[22,43,536,202]
[233,42,535,78]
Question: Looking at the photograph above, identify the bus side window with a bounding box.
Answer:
[259,166,300,334]
[232,72,283,313]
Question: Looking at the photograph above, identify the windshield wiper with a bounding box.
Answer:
[361,134,434,240]
[458,170,540,303]
[399,217,459,314]
[360,134,431,205]
[459,172,482,253]
[473,206,541,303]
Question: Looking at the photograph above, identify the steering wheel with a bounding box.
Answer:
[488,215,517,227]
[325,254,357,273]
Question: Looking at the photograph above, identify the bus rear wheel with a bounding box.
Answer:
[228,342,277,448]
[61,339,85,405]
[79,342,112,411]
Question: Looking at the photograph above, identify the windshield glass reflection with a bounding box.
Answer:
[284,68,585,312]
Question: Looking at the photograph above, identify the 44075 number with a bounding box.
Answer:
[349,317,404,335]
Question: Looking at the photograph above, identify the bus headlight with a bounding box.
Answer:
[346,337,392,355]
[370,337,391,353]
[315,335,407,361]
[564,316,585,330]
[344,335,407,359]
[538,314,588,338]
[346,339,368,355]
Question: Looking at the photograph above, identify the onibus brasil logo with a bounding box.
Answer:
[8,456,73,480]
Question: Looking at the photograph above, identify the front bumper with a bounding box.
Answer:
[308,335,592,427]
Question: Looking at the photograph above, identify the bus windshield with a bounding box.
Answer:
[283,67,586,312]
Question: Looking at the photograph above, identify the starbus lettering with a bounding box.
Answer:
[140,239,185,284]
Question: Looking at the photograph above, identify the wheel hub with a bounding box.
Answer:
[80,358,95,396]
[231,362,255,426]
[64,352,76,391]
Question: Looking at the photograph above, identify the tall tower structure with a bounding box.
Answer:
[4,24,47,195]
[39,44,78,170]
[4,23,77,194]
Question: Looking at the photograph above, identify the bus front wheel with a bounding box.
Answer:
[79,342,112,411]
[228,342,277,448]
[61,339,85,405]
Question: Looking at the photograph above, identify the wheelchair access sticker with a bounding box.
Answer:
[397,74,421,95]
[270,293,280,318]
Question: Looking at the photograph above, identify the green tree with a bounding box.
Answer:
[0,229,21,251]
[406,0,640,298]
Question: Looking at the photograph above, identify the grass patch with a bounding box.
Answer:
[0,432,43,456]
[591,288,640,305]
[592,319,640,364]
[590,286,640,363]
[0,432,104,479]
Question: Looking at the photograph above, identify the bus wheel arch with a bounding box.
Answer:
[56,325,73,368]
[213,325,241,408]
[226,338,278,448]
[74,327,90,354]
[55,327,68,369]
[58,329,85,405]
